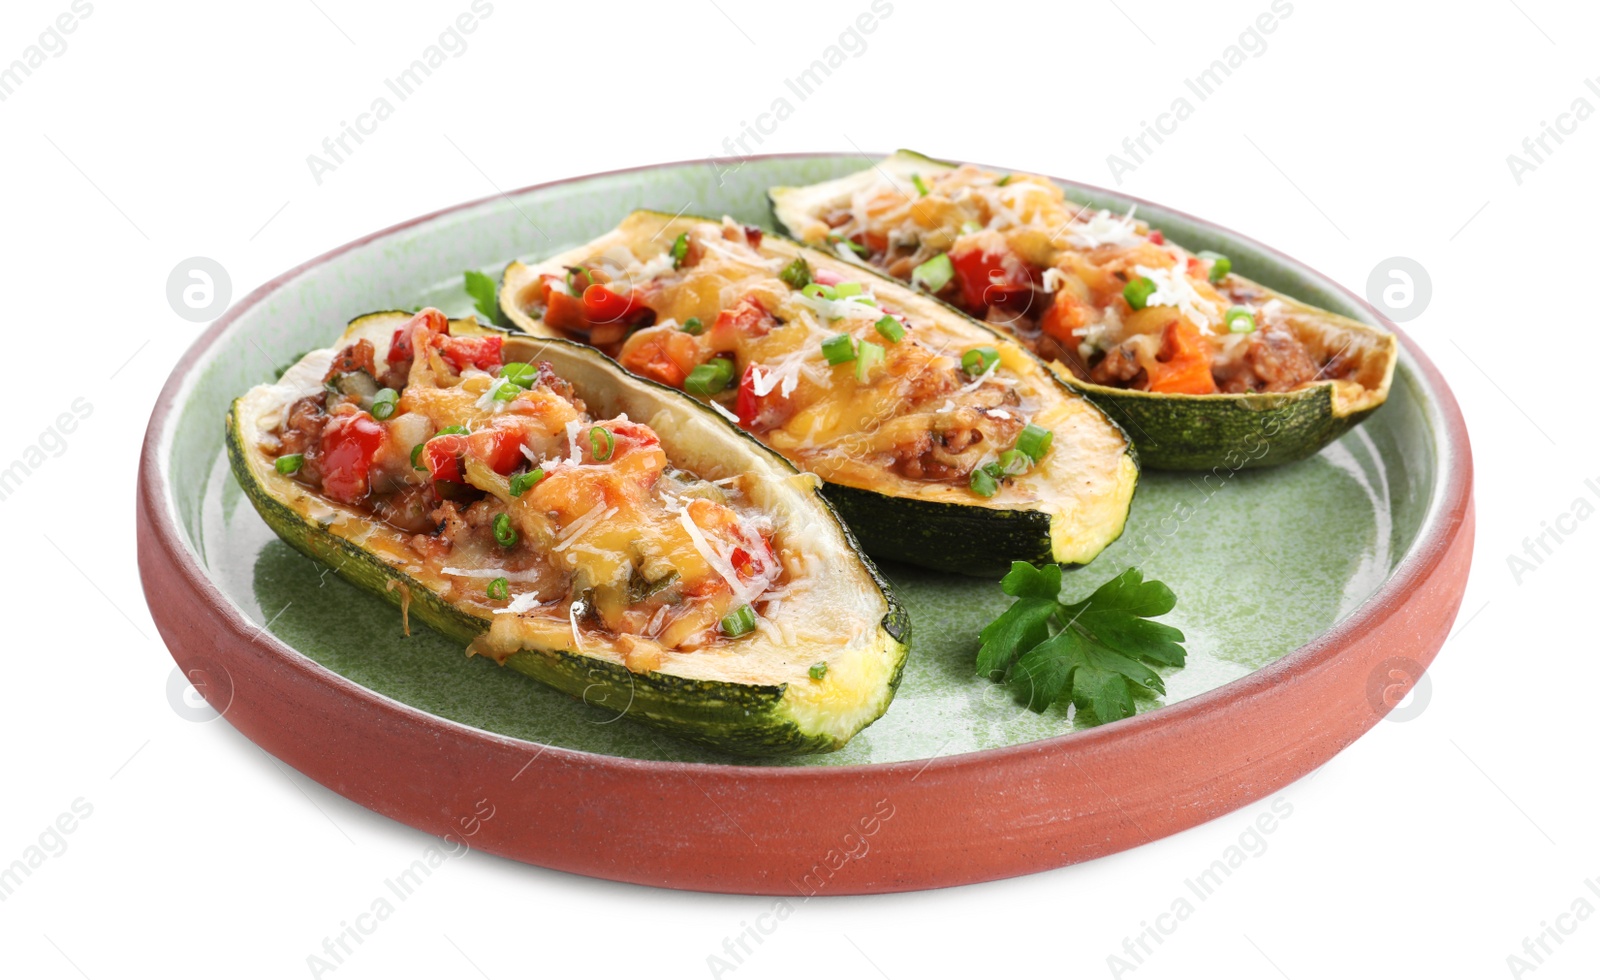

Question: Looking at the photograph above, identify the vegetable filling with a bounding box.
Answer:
[517,218,1060,499]
[258,308,791,670]
[798,164,1360,396]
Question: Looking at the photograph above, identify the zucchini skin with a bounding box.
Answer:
[225,399,908,757]
[821,484,1055,578]
[1068,379,1374,471]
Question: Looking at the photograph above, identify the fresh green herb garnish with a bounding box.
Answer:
[720,604,757,637]
[961,346,999,377]
[685,358,735,396]
[911,173,930,197]
[1198,250,1231,283]
[976,563,1186,724]
[969,467,999,498]
[1015,423,1053,463]
[492,513,518,548]
[912,252,954,292]
[821,333,856,365]
[1123,276,1158,310]
[410,444,427,470]
[275,453,304,475]
[509,468,545,496]
[829,234,868,256]
[501,362,537,386]
[779,257,812,291]
[589,426,614,461]
[855,340,885,382]
[491,379,523,402]
[464,270,501,324]
[680,316,704,336]
[486,577,510,601]
[996,174,1012,187]
[670,232,690,269]
[809,662,828,681]
[1225,306,1257,334]
[874,315,904,343]
[994,449,1031,476]
[371,388,399,420]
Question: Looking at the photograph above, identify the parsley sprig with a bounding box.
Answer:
[976,563,1187,725]
[463,270,504,325]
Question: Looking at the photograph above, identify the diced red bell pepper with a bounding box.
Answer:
[1149,230,1165,245]
[950,246,1034,314]
[320,412,386,504]
[423,433,469,484]
[468,425,527,475]
[439,334,504,373]
[387,308,449,367]
[735,363,790,434]
[710,295,774,348]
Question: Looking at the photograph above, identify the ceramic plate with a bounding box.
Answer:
[138,154,1474,893]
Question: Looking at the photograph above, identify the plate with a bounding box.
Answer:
[137,154,1474,893]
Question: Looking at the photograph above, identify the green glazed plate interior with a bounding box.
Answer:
[166,155,1438,766]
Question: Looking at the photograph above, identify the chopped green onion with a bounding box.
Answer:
[802,282,838,302]
[855,340,885,382]
[680,316,704,336]
[911,173,930,196]
[995,449,1031,476]
[371,388,399,420]
[821,334,857,365]
[492,513,517,547]
[670,232,689,269]
[684,358,735,395]
[809,662,828,681]
[829,234,868,256]
[410,444,426,470]
[969,467,999,498]
[589,426,614,461]
[912,252,954,292]
[275,453,304,475]
[486,577,509,601]
[501,362,537,386]
[874,315,905,343]
[1015,423,1054,463]
[434,425,468,437]
[833,281,863,298]
[778,257,812,290]
[1225,306,1257,334]
[961,346,999,377]
[509,468,545,496]
[1198,250,1232,283]
[566,266,593,294]
[960,220,982,235]
[996,174,1012,187]
[492,380,523,402]
[1123,276,1158,310]
[720,604,757,638]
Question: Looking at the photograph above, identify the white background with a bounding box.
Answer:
[0,0,1592,977]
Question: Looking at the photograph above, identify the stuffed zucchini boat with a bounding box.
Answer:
[226,309,910,755]
[769,151,1399,470]
[498,211,1138,575]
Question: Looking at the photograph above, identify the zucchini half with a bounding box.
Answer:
[769,150,1399,471]
[226,312,910,756]
[498,211,1139,576]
